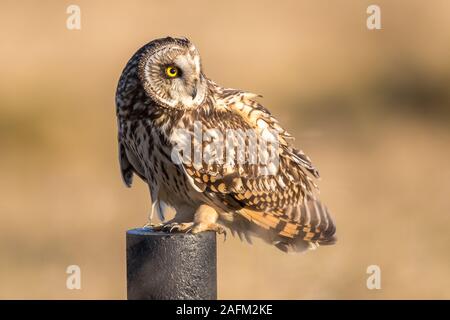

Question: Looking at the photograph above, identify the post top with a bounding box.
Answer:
[126,227,216,238]
[127,227,168,236]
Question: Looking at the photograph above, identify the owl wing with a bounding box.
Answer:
[177,87,336,250]
[118,132,134,187]
[117,121,147,187]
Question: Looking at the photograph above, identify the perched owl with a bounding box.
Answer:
[116,37,336,252]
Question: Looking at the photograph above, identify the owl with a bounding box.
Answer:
[115,37,336,252]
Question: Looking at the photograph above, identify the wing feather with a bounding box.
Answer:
[174,83,335,249]
[118,140,134,187]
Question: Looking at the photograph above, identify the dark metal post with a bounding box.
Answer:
[126,228,217,300]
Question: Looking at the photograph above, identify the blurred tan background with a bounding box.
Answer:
[1,0,450,299]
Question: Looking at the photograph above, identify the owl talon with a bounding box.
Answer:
[217,226,227,242]
[191,223,227,240]
[143,222,164,231]
[161,222,194,233]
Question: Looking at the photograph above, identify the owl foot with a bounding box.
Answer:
[190,204,226,240]
[191,223,227,241]
[142,222,164,230]
[153,222,227,240]
[161,222,195,233]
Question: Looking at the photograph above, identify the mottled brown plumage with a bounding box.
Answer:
[116,37,336,252]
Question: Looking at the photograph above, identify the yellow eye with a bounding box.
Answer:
[165,66,178,78]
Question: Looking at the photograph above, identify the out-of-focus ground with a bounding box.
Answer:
[0,0,449,299]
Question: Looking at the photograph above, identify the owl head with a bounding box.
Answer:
[133,37,207,110]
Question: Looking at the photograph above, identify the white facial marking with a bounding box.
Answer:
[193,55,201,75]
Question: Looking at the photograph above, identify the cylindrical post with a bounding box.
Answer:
[126,228,217,300]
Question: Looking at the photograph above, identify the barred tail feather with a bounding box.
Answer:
[237,198,336,253]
